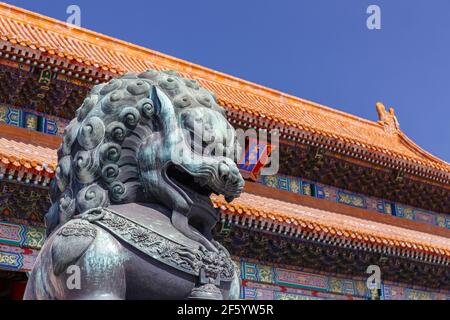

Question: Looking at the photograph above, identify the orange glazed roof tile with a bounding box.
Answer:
[0,3,449,174]
[212,193,450,259]
[0,134,448,260]
[0,137,57,173]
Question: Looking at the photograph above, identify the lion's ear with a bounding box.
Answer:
[150,86,180,134]
[149,86,162,116]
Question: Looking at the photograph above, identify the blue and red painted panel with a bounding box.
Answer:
[258,173,449,229]
[238,137,274,180]
[0,104,66,136]
[239,259,450,300]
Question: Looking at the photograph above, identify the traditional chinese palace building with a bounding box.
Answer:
[0,3,449,300]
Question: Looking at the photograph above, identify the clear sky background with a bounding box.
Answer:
[6,0,450,162]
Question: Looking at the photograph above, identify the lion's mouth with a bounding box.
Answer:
[164,162,220,251]
[164,160,242,243]
[180,122,244,202]
[166,164,214,198]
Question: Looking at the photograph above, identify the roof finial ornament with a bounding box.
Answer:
[376,102,400,134]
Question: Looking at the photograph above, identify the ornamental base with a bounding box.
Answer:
[188,284,223,300]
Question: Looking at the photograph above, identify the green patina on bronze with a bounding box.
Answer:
[26,70,244,300]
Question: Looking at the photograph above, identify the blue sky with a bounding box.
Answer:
[6,0,450,161]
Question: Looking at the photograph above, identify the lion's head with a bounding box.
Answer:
[46,70,244,251]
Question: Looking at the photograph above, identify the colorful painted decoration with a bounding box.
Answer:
[42,118,59,135]
[0,222,25,247]
[259,173,449,229]
[238,137,274,180]
[0,221,45,249]
[0,182,49,226]
[23,112,39,131]
[0,243,39,272]
[239,259,449,300]
[0,104,68,137]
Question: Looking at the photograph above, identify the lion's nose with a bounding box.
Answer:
[219,161,242,186]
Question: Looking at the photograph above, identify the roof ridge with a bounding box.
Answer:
[213,193,450,256]
[0,2,448,174]
[398,131,450,167]
[0,2,384,129]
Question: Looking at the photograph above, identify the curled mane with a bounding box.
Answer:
[46,70,227,236]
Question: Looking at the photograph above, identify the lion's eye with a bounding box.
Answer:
[184,78,200,90]
[196,95,212,107]
[127,80,150,96]
[160,77,178,90]
[174,95,192,108]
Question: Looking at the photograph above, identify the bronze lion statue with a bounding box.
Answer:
[24,70,244,300]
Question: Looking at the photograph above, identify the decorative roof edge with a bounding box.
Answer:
[0,3,398,127]
[0,2,448,177]
[212,194,450,264]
